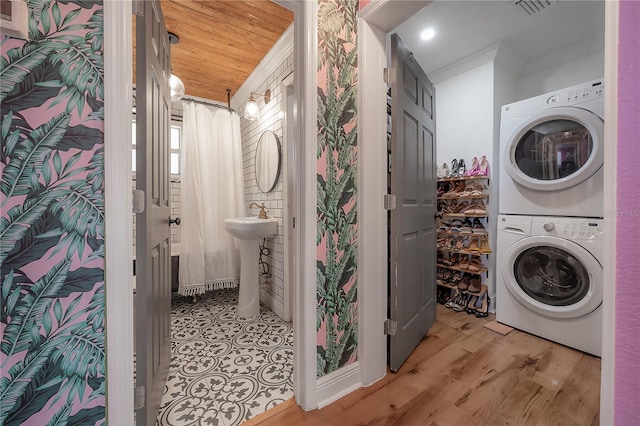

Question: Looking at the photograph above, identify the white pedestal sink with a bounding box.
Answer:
[224,217,278,318]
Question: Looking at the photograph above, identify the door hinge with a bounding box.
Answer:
[134,386,145,410]
[384,68,397,84]
[384,194,396,210]
[292,217,296,228]
[384,319,397,336]
[133,190,145,214]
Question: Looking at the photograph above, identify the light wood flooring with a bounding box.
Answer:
[245,305,601,426]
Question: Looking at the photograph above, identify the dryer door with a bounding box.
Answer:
[503,107,603,192]
[501,235,602,318]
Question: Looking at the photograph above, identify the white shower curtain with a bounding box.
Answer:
[178,102,244,296]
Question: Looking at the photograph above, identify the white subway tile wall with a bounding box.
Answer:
[240,52,294,306]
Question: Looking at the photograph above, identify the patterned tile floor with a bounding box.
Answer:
[156,288,294,426]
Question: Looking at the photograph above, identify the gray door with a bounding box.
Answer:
[135,0,172,423]
[389,33,437,372]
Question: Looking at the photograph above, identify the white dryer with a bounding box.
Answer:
[499,79,604,217]
[496,215,603,357]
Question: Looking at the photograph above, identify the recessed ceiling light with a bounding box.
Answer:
[420,28,436,41]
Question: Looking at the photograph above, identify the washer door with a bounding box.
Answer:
[501,236,602,318]
[503,107,604,192]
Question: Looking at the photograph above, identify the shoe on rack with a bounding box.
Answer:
[460,218,473,234]
[448,219,464,231]
[458,185,476,197]
[453,292,470,311]
[442,162,450,178]
[475,294,491,318]
[465,294,478,314]
[474,155,490,176]
[467,236,480,253]
[450,159,459,177]
[437,220,451,232]
[445,290,459,308]
[472,200,487,215]
[456,159,467,177]
[472,218,485,234]
[457,275,469,291]
[444,181,465,198]
[458,256,469,270]
[467,276,482,293]
[469,183,485,196]
[468,257,484,272]
[465,157,479,176]
[479,236,492,254]
[462,202,478,214]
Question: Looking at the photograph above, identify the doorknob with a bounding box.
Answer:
[169,217,181,226]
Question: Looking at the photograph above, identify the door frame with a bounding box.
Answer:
[357,0,616,422]
[104,0,319,418]
[356,0,435,386]
[282,71,295,322]
[104,0,134,424]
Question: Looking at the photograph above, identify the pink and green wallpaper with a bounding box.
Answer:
[0,1,105,424]
[316,0,359,377]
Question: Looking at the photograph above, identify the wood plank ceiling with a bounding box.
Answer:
[133,0,294,103]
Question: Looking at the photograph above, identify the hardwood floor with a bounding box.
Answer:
[245,305,601,426]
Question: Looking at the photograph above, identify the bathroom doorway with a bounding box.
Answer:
[127,2,299,422]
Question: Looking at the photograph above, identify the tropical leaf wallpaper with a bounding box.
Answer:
[1,1,105,424]
[316,0,359,377]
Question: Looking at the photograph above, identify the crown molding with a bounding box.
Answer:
[429,44,500,84]
[359,0,431,32]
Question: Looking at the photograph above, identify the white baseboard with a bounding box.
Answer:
[260,287,284,320]
[316,362,362,409]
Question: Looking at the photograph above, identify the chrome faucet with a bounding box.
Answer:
[249,202,268,219]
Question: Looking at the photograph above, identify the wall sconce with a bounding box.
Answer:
[244,89,271,121]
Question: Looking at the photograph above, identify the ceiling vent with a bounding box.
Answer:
[511,0,557,16]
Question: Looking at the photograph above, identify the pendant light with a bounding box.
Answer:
[168,32,185,102]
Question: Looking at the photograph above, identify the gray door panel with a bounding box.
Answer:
[135,0,172,423]
[389,33,437,372]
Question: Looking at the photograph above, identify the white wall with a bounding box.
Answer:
[435,61,495,169]
[517,37,605,100]
[433,60,498,301]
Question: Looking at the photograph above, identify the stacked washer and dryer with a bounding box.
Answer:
[496,79,605,357]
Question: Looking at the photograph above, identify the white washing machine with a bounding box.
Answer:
[499,79,604,217]
[496,215,603,357]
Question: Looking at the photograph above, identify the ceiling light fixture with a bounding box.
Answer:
[168,31,185,102]
[420,28,436,41]
[244,89,271,121]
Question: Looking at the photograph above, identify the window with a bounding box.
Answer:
[132,119,182,176]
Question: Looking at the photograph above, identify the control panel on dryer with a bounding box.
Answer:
[566,80,604,103]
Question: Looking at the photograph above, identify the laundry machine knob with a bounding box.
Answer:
[543,222,556,232]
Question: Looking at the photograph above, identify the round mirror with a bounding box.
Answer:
[255,130,282,193]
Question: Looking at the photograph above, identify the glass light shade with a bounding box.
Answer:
[244,97,260,121]
[169,74,185,102]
